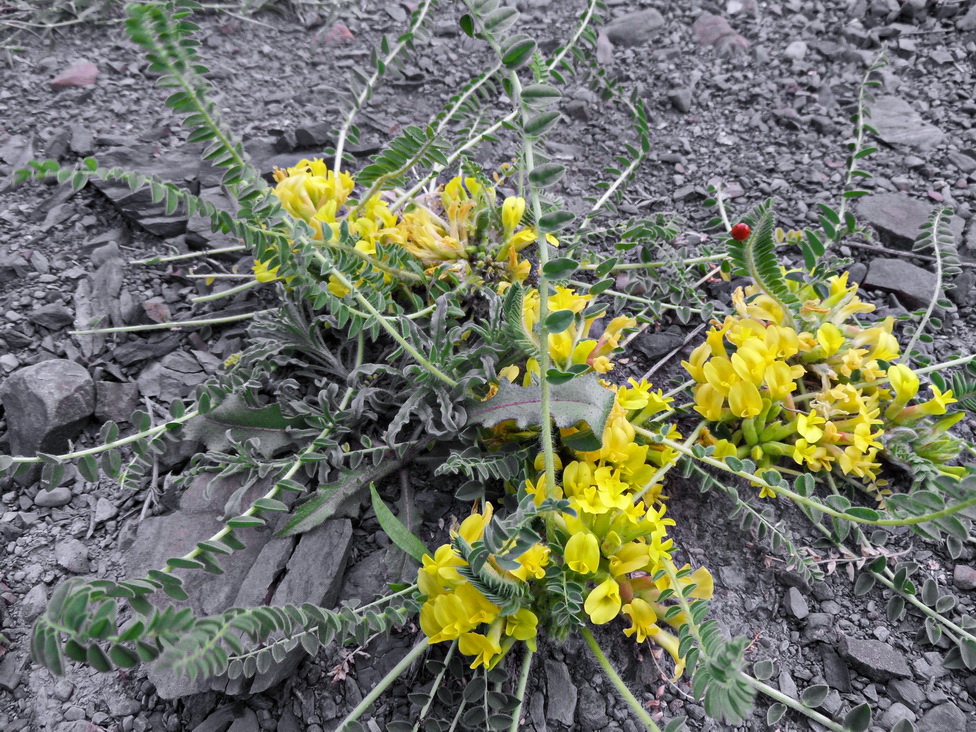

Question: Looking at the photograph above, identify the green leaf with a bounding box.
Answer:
[541,257,579,279]
[544,309,575,333]
[87,644,113,672]
[459,14,474,37]
[800,684,829,708]
[853,573,875,596]
[528,162,565,188]
[501,36,536,68]
[842,702,871,732]
[767,704,786,725]
[109,644,140,668]
[524,110,561,138]
[753,659,774,680]
[521,83,561,108]
[369,485,429,563]
[538,210,575,233]
[466,373,616,446]
[183,394,308,459]
[78,455,99,483]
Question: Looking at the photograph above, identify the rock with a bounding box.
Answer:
[881,702,918,729]
[137,350,214,403]
[34,486,73,508]
[870,96,944,151]
[0,653,27,691]
[94,381,141,424]
[27,303,74,330]
[949,270,976,307]
[55,538,91,574]
[669,88,693,113]
[957,4,976,30]
[887,678,925,707]
[858,193,964,250]
[784,587,809,619]
[784,40,807,60]
[603,9,665,47]
[0,359,94,458]
[948,151,976,175]
[529,690,547,732]
[191,704,239,732]
[95,497,118,523]
[578,684,610,730]
[692,13,750,55]
[276,708,302,732]
[20,583,48,622]
[227,708,259,732]
[847,262,868,285]
[545,660,577,727]
[821,646,851,693]
[185,187,240,249]
[248,520,353,693]
[778,669,798,700]
[863,258,937,309]
[838,635,911,682]
[633,328,686,359]
[68,124,94,157]
[918,702,966,731]
[953,564,976,591]
[51,61,99,88]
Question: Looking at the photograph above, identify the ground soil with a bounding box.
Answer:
[1,1,976,731]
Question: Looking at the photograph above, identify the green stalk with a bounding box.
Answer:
[566,279,703,313]
[72,309,273,335]
[413,640,457,732]
[507,646,534,732]
[581,627,661,732]
[741,676,845,731]
[579,253,727,272]
[4,411,198,465]
[191,277,262,303]
[336,638,429,731]
[903,207,946,359]
[131,244,247,265]
[322,259,458,387]
[650,430,976,527]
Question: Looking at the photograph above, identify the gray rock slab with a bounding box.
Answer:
[249,519,353,693]
[838,635,911,682]
[20,583,48,622]
[545,659,577,727]
[918,702,966,731]
[858,193,964,250]
[55,538,91,574]
[863,258,937,309]
[578,684,610,730]
[953,564,976,590]
[35,486,73,508]
[870,96,944,150]
[0,359,94,457]
[603,9,665,47]
[28,303,74,330]
[785,587,809,620]
[94,381,140,424]
[0,653,27,691]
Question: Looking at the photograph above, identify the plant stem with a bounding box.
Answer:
[335,638,429,731]
[903,208,947,359]
[566,279,704,313]
[740,675,845,731]
[190,278,262,303]
[131,244,247,265]
[414,640,457,732]
[579,252,727,272]
[508,647,535,732]
[323,260,458,387]
[71,309,272,335]
[581,627,661,732]
[5,411,198,465]
[649,431,976,527]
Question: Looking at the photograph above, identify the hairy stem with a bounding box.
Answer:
[581,627,662,732]
[335,638,429,731]
[508,646,534,732]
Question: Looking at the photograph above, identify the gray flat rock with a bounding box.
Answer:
[838,635,911,682]
[858,193,964,250]
[863,258,937,310]
[870,96,944,151]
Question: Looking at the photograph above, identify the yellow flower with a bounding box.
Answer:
[764,360,797,400]
[621,598,659,643]
[797,410,825,443]
[728,380,763,419]
[511,543,550,581]
[502,196,526,233]
[693,383,725,421]
[609,542,649,577]
[565,531,601,575]
[682,342,711,383]
[457,503,494,544]
[253,259,281,283]
[731,345,767,386]
[420,593,478,643]
[504,609,539,650]
[887,363,920,402]
[703,357,738,396]
[584,577,622,625]
[418,544,464,597]
[817,323,845,357]
[459,624,503,669]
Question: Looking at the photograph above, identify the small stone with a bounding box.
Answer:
[948,151,976,174]
[34,486,73,508]
[603,9,665,47]
[869,96,944,151]
[95,497,118,523]
[887,678,925,707]
[839,635,911,682]
[953,564,976,591]
[69,125,94,157]
[784,40,807,60]
[949,271,976,307]
[577,684,610,730]
[821,647,851,693]
[957,4,976,30]
[778,670,798,700]
[64,707,85,722]
[55,538,91,574]
[918,702,966,731]
[19,583,47,622]
[53,680,74,701]
[0,653,26,691]
[668,88,693,113]
[94,381,140,424]
[27,303,74,330]
[545,660,577,727]
[863,258,938,309]
[785,587,809,620]
[51,61,99,88]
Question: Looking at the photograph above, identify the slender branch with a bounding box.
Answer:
[581,627,662,732]
[131,244,247,265]
[507,647,534,732]
[190,278,262,303]
[579,252,727,272]
[71,309,273,335]
[741,676,845,732]
[903,207,946,359]
[335,638,429,732]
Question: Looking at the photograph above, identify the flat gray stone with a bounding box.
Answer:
[0,359,94,457]
[603,9,665,47]
[545,660,577,727]
[578,684,610,731]
[785,587,809,620]
[94,380,140,424]
[863,258,937,309]
[887,678,925,707]
[858,193,964,250]
[19,583,47,622]
[870,96,944,151]
[821,646,851,693]
[839,635,911,682]
[27,303,74,330]
[953,564,976,591]
[55,538,91,574]
[0,653,27,691]
[918,702,966,731]
[957,4,976,30]
[34,486,73,508]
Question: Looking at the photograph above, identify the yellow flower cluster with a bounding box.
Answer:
[419,377,713,677]
[258,160,549,292]
[683,272,961,490]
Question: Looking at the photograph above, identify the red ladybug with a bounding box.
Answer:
[730,223,750,241]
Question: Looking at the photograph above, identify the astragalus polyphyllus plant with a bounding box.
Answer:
[7,1,976,731]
